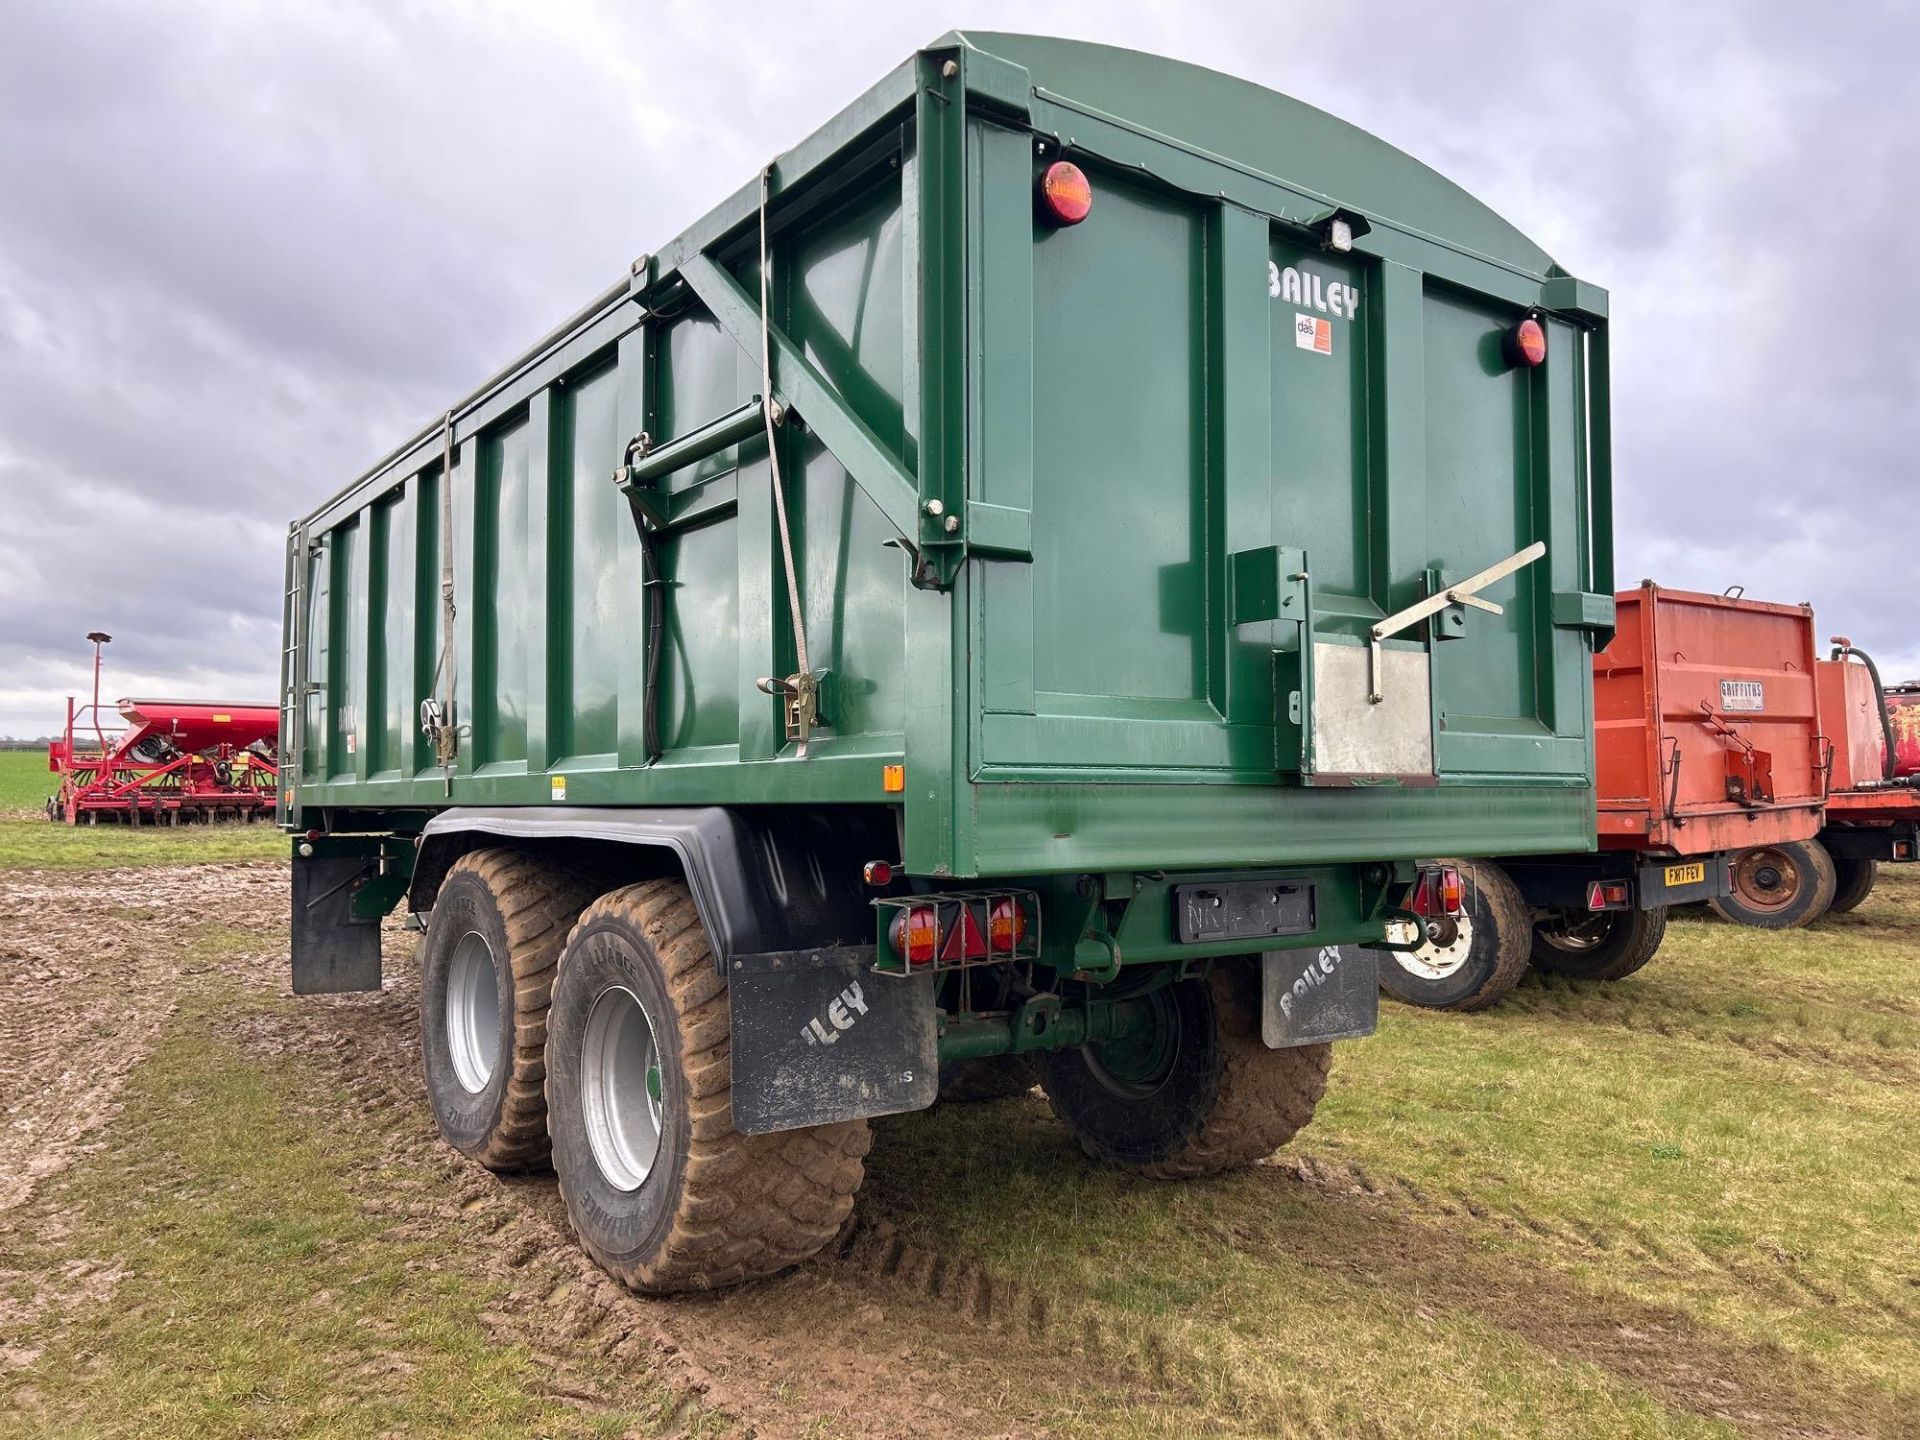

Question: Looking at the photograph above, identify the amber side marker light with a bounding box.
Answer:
[1505,315,1548,368]
[881,763,905,793]
[1035,161,1092,226]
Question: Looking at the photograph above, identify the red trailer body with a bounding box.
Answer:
[1817,659,1920,863]
[1889,684,1920,779]
[48,696,280,825]
[1594,583,1825,856]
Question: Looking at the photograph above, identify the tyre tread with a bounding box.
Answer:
[552,880,870,1294]
[438,848,596,1171]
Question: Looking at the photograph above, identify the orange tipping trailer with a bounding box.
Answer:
[1814,650,1920,912]
[1594,583,1827,853]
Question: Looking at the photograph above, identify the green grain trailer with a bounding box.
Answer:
[282,32,1613,1293]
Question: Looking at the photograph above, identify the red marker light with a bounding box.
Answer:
[1036,161,1093,226]
[1506,316,1547,368]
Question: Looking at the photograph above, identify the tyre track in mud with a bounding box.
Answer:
[1209,1180,1912,1440]
[1499,975,1919,1086]
[836,1152,1914,1440]
[1272,1152,1919,1330]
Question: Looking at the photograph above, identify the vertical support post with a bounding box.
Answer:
[357,508,380,786]
[453,435,479,785]
[902,49,970,877]
[970,120,1035,718]
[526,389,555,773]
[1214,202,1273,730]
[1373,261,1428,618]
[412,465,440,781]
[737,340,781,762]
[615,324,654,771]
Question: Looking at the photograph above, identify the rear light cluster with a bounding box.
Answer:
[1408,865,1465,918]
[877,891,1040,973]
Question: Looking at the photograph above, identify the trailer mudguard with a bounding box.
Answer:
[725,947,938,1134]
[412,806,927,1133]
[411,805,894,968]
[291,850,383,994]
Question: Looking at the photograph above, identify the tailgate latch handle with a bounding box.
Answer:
[1366,542,1547,703]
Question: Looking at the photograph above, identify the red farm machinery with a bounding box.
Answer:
[45,633,278,825]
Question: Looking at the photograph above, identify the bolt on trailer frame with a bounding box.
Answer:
[277,33,1613,1285]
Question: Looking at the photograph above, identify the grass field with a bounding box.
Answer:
[0,749,53,810]
[2,811,1914,1437]
[0,747,284,869]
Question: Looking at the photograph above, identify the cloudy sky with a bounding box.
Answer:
[1,0,1915,738]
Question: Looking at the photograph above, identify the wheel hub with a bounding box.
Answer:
[582,984,665,1192]
[446,931,501,1093]
[1732,848,1801,912]
[1082,987,1179,1099]
[1392,910,1475,981]
[1536,910,1614,953]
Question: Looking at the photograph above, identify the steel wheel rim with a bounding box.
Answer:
[1082,987,1180,1100]
[581,985,665,1192]
[1732,848,1801,912]
[1393,910,1475,981]
[1537,911,1612,953]
[446,931,501,1093]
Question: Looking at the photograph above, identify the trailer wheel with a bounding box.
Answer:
[1530,905,1668,982]
[418,849,595,1171]
[1711,841,1836,929]
[937,1054,1040,1104]
[1376,860,1530,1011]
[1828,854,1878,914]
[1036,962,1329,1180]
[544,880,870,1294]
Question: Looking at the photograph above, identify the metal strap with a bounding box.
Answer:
[760,164,810,681]
[431,412,458,788]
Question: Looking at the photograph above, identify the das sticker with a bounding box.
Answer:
[1295,313,1332,355]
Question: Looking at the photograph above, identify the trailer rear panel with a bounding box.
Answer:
[1595,584,1822,854]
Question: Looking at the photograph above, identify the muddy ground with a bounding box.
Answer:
[0,862,1088,1438]
[2,860,1914,1438]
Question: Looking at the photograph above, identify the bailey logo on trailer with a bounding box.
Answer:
[1268,261,1361,318]
[800,981,870,1047]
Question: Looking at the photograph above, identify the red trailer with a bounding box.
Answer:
[45,637,278,825]
[1382,583,1835,1012]
[1815,646,1920,912]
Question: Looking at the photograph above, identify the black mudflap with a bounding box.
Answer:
[1261,945,1378,1047]
[727,947,937,1135]
[291,852,382,994]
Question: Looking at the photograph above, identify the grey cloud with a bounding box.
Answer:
[1,0,1915,734]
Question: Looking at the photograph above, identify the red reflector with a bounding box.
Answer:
[940,904,989,962]
[1587,880,1631,911]
[1506,316,1547,368]
[1036,160,1093,226]
[890,905,937,967]
[862,859,893,887]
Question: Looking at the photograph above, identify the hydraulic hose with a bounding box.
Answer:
[1832,640,1897,782]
